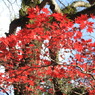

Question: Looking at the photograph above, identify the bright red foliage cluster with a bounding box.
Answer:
[0,7,95,94]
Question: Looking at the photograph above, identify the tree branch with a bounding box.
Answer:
[71,1,91,8]
[6,0,49,37]
[69,4,95,19]
[5,15,29,37]
[39,0,49,9]
[6,0,95,37]
[50,0,62,13]
[0,86,9,95]
[87,0,95,5]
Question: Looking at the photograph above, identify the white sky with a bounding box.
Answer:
[0,0,21,37]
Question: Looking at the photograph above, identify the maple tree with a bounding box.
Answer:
[0,7,95,95]
[0,0,95,95]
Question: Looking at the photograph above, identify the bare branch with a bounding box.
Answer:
[5,15,29,36]
[0,86,9,95]
[71,1,91,8]
[50,0,62,13]
[69,4,95,19]
[58,0,66,7]
[39,0,49,9]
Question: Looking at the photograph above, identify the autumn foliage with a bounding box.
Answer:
[0,7,95,95]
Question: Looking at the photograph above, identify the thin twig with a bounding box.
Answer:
[0,86,9,95]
